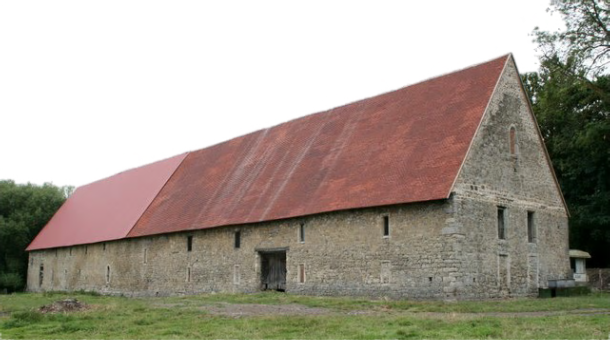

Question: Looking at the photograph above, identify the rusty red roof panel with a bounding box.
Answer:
[27,153,187,250]
[127,55,508,238]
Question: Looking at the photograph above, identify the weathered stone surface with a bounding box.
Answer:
[26,57,570,300]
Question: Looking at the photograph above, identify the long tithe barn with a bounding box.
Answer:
[27,55,571,299]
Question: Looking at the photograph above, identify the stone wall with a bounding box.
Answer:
[452,57,571,298]
[587,268,610,291]
[26,57,571,300]
[28,201,463,299]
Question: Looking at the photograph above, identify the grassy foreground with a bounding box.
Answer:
[0,292,608,339]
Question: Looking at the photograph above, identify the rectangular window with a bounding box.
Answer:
[143,248,148,264]
[106,266,111,284]
[527,211,536,243]
[39,264,44,287]
[299,264,306,283]
[234,231,241,249]
[187,236,193,252]
[383,216,390,237]
[497,207,506,240]
[299,223,305,243]
[186,267,191,282]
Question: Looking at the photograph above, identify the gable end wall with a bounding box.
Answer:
[451,57,571,298]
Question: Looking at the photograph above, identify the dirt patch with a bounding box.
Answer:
[39,299,89,314]
[202,303,330,318]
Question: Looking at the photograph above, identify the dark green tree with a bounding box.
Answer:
[527,0,610,267]
[523,56,610,267]
[0,180,69,292]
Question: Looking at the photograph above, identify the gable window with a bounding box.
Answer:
[299,223,305,243]
[234,231,241,249]
[383,216,390,237]
[497,207,506,240]
[509,126,518,156]
[187,236,193,252]
[527,211,536,243]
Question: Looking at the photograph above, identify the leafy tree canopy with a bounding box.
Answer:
[526,0,610,267]
[0,180,70,292]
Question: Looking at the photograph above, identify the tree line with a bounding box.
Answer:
[0,180,70,292]
[523,0,610,267]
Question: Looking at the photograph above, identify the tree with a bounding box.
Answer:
[534,0,610,77]
[0,180,69,292]
[529,0,610,267]
[523,56,610,267]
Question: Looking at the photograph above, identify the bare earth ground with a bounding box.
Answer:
[160,302,610,319]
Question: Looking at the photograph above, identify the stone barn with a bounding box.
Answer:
[26,54,571,299]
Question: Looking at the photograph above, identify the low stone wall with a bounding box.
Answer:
[586,268,610,291]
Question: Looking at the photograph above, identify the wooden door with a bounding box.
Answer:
[261,251,286,291]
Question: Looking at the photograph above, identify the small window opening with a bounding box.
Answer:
[383,216,390,237]
[299,264,306,283]
[106,265,111,284]
[428,277,433,282]
[509,126,517,155]
[143,248,148,264]
[69,247,72,256]
[39,264,44,286]
[103,243,106,251]
[497,207,506,240]
[473,277,476,283]
[186,267,191,282]
[299,223,305,243]
[85,245,88,255]
[234,231,241,249]
[187,236,193,252]
[527,211,536,243]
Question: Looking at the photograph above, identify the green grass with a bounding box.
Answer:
[0,292,609,339]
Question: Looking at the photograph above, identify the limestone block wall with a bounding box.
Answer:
[451,57,571,299]
[29,201,467,299]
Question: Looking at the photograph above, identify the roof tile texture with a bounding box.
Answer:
[128,56,508,237]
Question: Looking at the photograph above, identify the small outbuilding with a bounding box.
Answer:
[569,249,591,283]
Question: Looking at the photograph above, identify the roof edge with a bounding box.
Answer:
[447,54,512,197]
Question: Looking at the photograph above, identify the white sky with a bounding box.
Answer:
[0,1,564,188]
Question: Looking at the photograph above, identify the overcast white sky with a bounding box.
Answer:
[0,1,564,188]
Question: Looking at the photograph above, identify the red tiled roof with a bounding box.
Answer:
[127,55,508,238]
[26,153,187,251]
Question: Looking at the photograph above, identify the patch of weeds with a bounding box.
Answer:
[56,322,93,334]
[133,318,154,326]
[2,310,43,329]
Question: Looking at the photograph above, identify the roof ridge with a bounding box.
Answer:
[182,51,514,152]
[77,152,190,189]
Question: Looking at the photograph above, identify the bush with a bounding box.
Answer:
[0,273,23,293]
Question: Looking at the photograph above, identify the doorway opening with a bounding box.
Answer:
[260,251,286,292]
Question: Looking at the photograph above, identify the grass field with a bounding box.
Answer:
[0,291,609,339]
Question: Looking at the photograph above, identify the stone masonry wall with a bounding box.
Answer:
[28,201,467,299]
[452,57,571,299]
[26,57,571,300]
